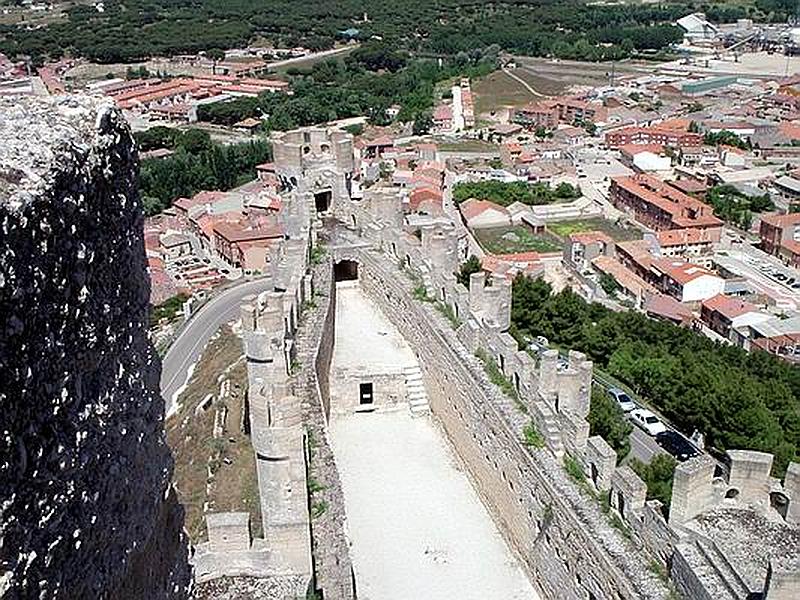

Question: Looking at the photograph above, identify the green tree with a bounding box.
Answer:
[412,112,434,136]
[452,181,581,206]
[588,387,632,460]
[630,455,677,514]
[456,255,482,288]
[348,41,408,72]
[134,126,179,151]
[509,274,800,476]
[177,128,213,154]
[598,272,620,296]
[343,123,364,136]
[205,48,225,61]
[704,130,751,150]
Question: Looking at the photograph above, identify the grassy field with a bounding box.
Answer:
[473,70,535,116]
[476,225,562,254]
[166,325,260,543]
[436,139,499,153]
[547,217,642,242]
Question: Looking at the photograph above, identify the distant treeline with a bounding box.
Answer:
[3,0,787,66]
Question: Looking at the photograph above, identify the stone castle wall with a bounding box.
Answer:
[347,247,669,600]
[0,96,189,598]
[314,265,337,421]
[296,257,356,600]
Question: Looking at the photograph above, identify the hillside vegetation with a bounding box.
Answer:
[0,1,769,65]
[511,276,800,476]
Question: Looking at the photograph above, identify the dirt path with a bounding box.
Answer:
[502,67,549,98]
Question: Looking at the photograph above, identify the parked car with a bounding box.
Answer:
[655,431,700,462]
[630,408,667,436]
[607,387,636,412]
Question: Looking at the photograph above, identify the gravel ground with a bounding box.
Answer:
[330,411,538,600]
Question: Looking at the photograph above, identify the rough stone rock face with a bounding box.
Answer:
[0,96,190,599]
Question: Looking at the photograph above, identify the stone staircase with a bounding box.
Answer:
[693,538,751,599]
[533,400,565,458]
[403,365,430,418]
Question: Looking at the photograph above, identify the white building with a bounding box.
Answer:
[632,151,672,173]
[651,258,726,303]
[677,13,718,42]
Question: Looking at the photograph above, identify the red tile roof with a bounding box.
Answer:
[433,105,452,121]
[213,219,283,243]
[408,186,443,212]
[612,174,723,229]
[569,231,614,245]
[618,143,664,157]
[459,199,509,221]
[645,293,693,324]
[656,228,715,247]
[651,258,718,285]
[702,294,759,319]
[592,256,657,295]
[760,212,800,229]
[481,253,543,279]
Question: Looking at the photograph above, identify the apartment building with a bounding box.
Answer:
[610,174,722,235]
[605,126,702,149]
[759,212,800,268]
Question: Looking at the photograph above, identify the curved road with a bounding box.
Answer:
[160,278,272,414]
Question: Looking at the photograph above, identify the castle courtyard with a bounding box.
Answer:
[329,283,537,600]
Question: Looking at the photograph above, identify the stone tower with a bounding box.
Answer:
[271,128,354,217]
[0,96,189,599]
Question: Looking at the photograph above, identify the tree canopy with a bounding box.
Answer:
[196,52,497,131]
[706,184,774,231]
[0,0,712,65]
[453,181,581,207]
[588,386,632,461]
[456,255,482,288]
[510,275,800,476]
[139,137,272,216]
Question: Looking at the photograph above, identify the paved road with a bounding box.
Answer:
[160,278,272,414]
[266,46,355,70]
[628,427,663,465]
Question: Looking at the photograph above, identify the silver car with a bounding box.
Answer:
[608,387,636,412]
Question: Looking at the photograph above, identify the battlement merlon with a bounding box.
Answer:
[669,454,717,528]
[271,128,355,179]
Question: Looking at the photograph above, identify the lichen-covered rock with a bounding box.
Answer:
[0,96,190,599]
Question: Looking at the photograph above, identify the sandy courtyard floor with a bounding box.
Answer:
[332,281,417,372]
[330,411,539,600]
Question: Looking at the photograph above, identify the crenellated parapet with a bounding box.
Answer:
[194,209,316,596]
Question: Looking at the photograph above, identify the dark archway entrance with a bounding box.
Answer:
[314,190,332,213]
[334,260,359,282]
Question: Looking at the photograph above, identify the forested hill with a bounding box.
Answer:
[2,0,791,65]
